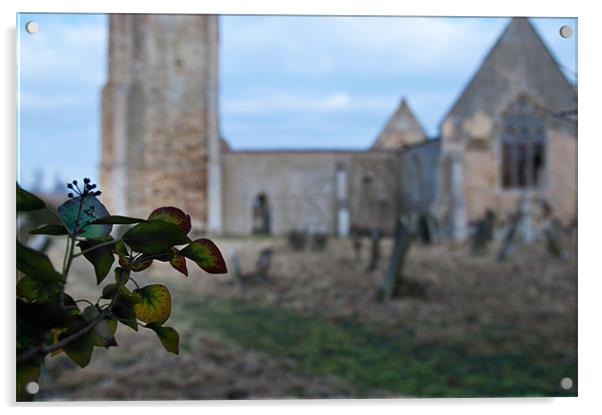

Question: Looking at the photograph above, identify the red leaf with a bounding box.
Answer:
[147,207,192,234]
[180,239,227,274]
[169,247,188,277]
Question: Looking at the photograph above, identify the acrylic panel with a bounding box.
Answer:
[16,13,577,401]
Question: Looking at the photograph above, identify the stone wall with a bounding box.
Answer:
[100,15,220,232]
[222,151,399,235]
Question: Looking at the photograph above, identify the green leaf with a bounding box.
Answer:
[114,267,129,285]
[17,240,63,283]
[132,284,172,325]
[60,315,95,368]
[17,275,61,303]
[58,196,112,238]
[131,258,153,272]
[17,361,41,401]
[83,306,117,348]
[112,295,138,331]
[90,215,146,225]
[169,248,188,276]
[101,282,131,300]
[146,323,179,354]
[122,220,191,255]
[17,183,45,212]
[79,236,115,284]
[180,238,227,274]
[113,239,129,257]
[148,207,192,234]
[29,224,68,235]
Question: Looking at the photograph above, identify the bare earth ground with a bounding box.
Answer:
[36,234,577,400]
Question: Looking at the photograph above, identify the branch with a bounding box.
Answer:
[17,310,109,363]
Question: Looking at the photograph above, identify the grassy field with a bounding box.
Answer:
[37,234,577,400]
[180,295,576,397]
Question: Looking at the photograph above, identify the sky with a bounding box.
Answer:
[16,14,577,192]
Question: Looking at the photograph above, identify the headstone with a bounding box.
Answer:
[255,248,273,279]
[471,209,496,255]
[376,219,413,301]
[229,250,244,293]
[366,228,382,272]
[311,232,328,251]
[287,229,307,251]
[497,196,535,261]
[544,218,566,259]
[497,211,520,261]
[417,213,438,245]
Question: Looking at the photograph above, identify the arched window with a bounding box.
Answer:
[501,95,545,189]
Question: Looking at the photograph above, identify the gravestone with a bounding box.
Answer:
[366,228,382,272]
[255,248,273,279]
[417,213,438,245]
[311,232,329,251]
[287,229,307,251]
[228,250,244,286]
[544,218,566,259]
[376,219,413,301]
[471,209,496,255]
[497,197,536,261]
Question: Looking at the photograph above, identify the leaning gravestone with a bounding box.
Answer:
[366,228,382,272]
[544,218,566,259]
[376,218,414,301]
[497,197,534,261]
[255,248,273,280]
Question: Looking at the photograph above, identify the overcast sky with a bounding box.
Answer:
[17,14,577,191]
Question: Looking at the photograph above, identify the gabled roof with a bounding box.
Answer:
[441,17,576,126]
[372,98,427,150]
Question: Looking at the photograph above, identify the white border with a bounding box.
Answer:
[2,1,600,414]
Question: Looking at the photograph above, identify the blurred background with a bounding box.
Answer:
[17,14,577,399]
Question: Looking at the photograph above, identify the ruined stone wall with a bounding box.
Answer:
[222,152,351,235]
[222,151,399,235]
[443,111,577,225]
[101,15,219,232]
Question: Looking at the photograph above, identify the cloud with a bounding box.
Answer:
[222,91,398,115]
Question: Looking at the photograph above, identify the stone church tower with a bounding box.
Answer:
[100,15,222,233]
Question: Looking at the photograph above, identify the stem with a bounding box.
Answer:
[59,236,76,308]
[72,239,118,258]
[75,299,94,307]
[129,276,141,290]
[59,196,85,308]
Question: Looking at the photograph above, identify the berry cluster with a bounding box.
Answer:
[67,178,102,199]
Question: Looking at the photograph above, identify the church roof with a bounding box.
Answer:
[372,98,427,150]
[441,17,576,126]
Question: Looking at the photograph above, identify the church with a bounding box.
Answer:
[100,16,577,240]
